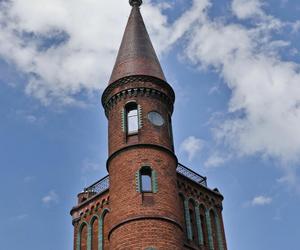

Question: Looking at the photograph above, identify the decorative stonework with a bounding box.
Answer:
[103,87,174,116]
[102,76,175,108]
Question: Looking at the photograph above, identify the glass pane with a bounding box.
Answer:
[148,111,164,126]
[128,109,137,117]
[141,174,152,192]
[127,109,138,133]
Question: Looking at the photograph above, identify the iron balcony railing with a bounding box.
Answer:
[84,175,109,194]
[176,163,207,187]
[84,163,207,195]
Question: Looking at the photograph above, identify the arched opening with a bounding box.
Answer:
[79,223,88,250]
[210,209,224,250]
[125,102,138,134]
[136,166,158,193]
[91,217,99,250]
[188,199,198,245]
[102,210,109,250]
[167,113,174,150]
[179,193,187,239]
[140,167,152,192]
[210,209,219,250]
[199,205,208,247]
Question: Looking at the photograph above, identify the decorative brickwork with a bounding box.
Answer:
[70,0,227,249]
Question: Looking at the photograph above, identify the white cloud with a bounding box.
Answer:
[0,0,204,105]
[2,0,300,188]
[183,0,300,187]
[180,136,204,161]
[251,195,272,206]
[0,0,129,105]
[292,20,300,33]
[232,0,264,19]
[204,153,230,168]
[42,190,59,205]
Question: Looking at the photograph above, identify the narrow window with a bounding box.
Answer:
[136,166,158,193]
[200,214,207,246]
[91,217,98,250]
[78,223,88,250]
[126,103,138,134]
[199,205,208,246]
[168,114,174,150]
[141,167,152,192]
[179,194,187,239]
[189,201,198,244]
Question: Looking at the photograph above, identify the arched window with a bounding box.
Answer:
[126,102,139,134]
[188,200,198,245]
[210,209,225,250]
[199,205,208,247]
[179,194,187,239]
[141,167,152,192]
[205,209,215,250]
[90,217,99,250]
[77,222,88,250]
[102,210,109,250]
[167,114,174,150]
[136,166,158,193]
[210,209,219,250]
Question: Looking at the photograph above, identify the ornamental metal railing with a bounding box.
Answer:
[84,175,109,194]
[176,163,207,187]
[84,163,207,195]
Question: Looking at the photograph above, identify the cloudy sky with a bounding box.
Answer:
[0,0,299,249]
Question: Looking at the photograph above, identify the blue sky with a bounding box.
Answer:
[0,0,300,249]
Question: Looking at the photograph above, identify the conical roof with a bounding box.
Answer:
[108,2,166,84]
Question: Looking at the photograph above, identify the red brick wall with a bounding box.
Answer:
[108,148,184,248]
[102,74,185,247]
[106,82,174,156]
[71,191,110,250]
[177,174,227,250]
[109,220,183,250]
[71,73,227,249]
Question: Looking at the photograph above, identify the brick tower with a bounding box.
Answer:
[70,1,228,250]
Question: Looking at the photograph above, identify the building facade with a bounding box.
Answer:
[70,1,227,249]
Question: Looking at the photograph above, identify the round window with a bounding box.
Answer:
[148,111,165,126]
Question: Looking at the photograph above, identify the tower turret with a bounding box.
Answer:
[101,1,183,248]
[71,1,228,249]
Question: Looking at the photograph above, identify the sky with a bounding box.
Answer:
[0,0,300,249]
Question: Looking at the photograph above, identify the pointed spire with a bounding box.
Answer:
[108,0,166,84]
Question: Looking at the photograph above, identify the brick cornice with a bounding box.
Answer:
[102,75,175,115]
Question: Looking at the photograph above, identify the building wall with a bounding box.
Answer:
[71,172,227,250]
[107,147,184,249]
[103,77,175,156]
[71,191,110,250]
[177,174,227,250]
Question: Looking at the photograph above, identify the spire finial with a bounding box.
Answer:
[109,0,166,84]
[129,0,142,7]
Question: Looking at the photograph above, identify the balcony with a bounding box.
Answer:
[176,163,207,187]
[84,175,109,194]
[84,163,207,196]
